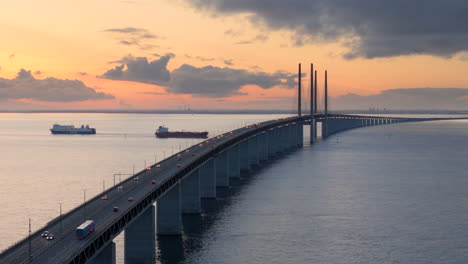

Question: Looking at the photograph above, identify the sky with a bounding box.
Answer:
[1,0,468,111]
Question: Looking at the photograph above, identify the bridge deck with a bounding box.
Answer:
[1,114,466,263]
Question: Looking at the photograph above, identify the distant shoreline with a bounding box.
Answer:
[0,109,467,115]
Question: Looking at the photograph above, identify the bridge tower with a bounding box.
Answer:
[310,63,315,143]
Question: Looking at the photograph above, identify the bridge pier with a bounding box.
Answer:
[215,151,229,187]
[181,170,200,213]
[297,122,303,147]
[248,136,259,169]
[157,184,182,235]
[125,206,156,264]
[266,129,275,158]
[89,242,116,264]
[260,132,269,161]
[239,140,249,172]
[199,159,216,198]
[228,144,240,179]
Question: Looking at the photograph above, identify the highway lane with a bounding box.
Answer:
[32,127,249,264]
[0,117,296,264]
[0,119,273,264]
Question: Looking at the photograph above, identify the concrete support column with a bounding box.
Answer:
[157,184,181,235]
[228,144,240,179]
[267,129,275,157]
[215,151,229,187]
[322,120,327,138]
[181,170,200,214]
[199,159,216,198]
[261,132,269,161]
[298,121,303,147]
[291,124,297,148]
[90,242,116,264]
[239,140,249,172]
[126,206,155,263]
[248,136,259,168]
[310,118,316,144]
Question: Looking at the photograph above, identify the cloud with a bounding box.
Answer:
[9,53,15,59]
[185,54,215,61]
[100,55,299,98]
[78,72,88,76]
[34,70,42,75]
[168,64,297,97]
[103,27,158,50]
[332,88,468,110]
[235,41,252,45]
[99,54,173,85]
[0,69,114,102]
[187,0,468,58]
[224,59,234,65]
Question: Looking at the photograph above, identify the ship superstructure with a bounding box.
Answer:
[50,124,96,134]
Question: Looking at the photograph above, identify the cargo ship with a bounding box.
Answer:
[50,124,96,134]
[155,126,208,138]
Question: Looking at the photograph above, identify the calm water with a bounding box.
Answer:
[1,114,468,263]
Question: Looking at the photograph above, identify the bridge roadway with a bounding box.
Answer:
[2,114,467,264]
[0,116,303,264]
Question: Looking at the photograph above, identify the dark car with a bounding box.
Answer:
[128,197,134,202]
[112,206,119,212]
[46,234,54,240]
[101,195,108,200]
[41,231,50,237]
[151,180,156,184]
[176,164,181,167]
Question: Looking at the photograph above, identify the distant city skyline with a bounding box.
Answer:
[1,0,468,110]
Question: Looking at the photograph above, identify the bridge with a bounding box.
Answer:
[1,64,466,264]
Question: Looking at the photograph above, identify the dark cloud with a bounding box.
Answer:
[224,59,234,65]
[188,0,468,58]
[235,41,252,45]
[99,54,173,85]
[78,72,88,76]
[100,55,299,97]
[224,28,243,37]
[234,34,268,45]
[168,64,297,97]
[185,54,215,61]
[103,27,158,50]
[34,70,42,75]
[195,56,215,62]
[0,69,114,102]
[332,88,468,110]
[138,91,166,95]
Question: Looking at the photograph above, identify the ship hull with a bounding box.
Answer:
[51,129,96,135]
[155,131,208,138]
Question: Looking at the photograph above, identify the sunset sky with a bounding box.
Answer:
[1,0,468,110]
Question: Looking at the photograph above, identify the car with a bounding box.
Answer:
[151,180,156,184]
[112,206,119,212]
[117,186,123,191]
[128,197,134,202]
[156,164,161,168]
[176,164,181,167]
[185,149,190,153]
[41,231,50,237]
[191,153,195,156]
[133,176,139,181]
[210,145,214,148]
[46,234,54,240]
[101,195,108,200]
[145,167,151,171]
[199,144,203,147]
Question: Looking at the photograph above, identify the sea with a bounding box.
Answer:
[1,113,468,264]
